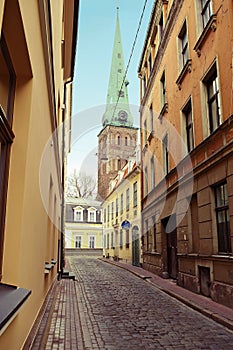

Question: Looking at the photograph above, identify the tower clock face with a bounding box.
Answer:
[118,110,128,122]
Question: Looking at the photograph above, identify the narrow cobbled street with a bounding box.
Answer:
[61,255,233,350]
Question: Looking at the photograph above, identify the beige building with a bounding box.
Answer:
[103,157,141,266]
[138,0,233,308]
[65,198,103,250]
[0,0,78,348]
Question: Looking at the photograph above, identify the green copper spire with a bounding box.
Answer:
[102,7,133,127]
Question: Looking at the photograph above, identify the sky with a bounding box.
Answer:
[67,0,154,176]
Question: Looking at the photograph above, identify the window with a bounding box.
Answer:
[205,64,221,133]
[117,135,120,145]
[116,198,119,217]
[133,182,137,207]
[145,219,149,252]
[75,236,81,248]
[120,229,123,249]
[201,0,213,29]
[88,208,96,222]
[150,156,155,190]
[126,229,129,249]
[144,166,148,196]
[126,188,130,211]
[111,202,114,220]
[148,53,152,76]
[104,208,106,223]
[160,72,166,106]
[89,212,95,222]
[149,104,153,132]
[120,193,124,214]
[125,136,128,146]
[75,211,82,221]
[159,13,164,41]
[0,35,16,278]
[111,232,114,248]
[144,119,147,145]
[178,21,188,68]
[152,215,156,251]
[107,234,109,249]
[117,159,121,170]
[89,236,95,249]
[215,183,231,254]
[143,75,146,96]
[183,100,194,152]
[107,205,110,222]
[162,133,169,175]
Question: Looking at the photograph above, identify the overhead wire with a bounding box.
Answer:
[111,0,149,120]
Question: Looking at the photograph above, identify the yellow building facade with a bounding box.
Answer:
[0,0,78,348]
[103,158,141,266]
[138,0,233,308]
[65,198,103,250]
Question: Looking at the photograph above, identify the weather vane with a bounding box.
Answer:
[116,0,119,11]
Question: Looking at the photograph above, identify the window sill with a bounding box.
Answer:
[44,262,54,274]
[0,283,31,336]
[194,15,217,57]
[176,59,192,90]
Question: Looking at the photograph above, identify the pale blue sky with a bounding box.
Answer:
[68,0,154,175]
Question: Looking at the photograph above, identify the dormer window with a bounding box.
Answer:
[88,207,97,222]
[73,206,84,221]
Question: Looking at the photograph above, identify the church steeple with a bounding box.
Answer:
[97,6,138,201]
[102,7,133,127]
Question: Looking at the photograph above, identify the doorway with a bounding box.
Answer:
[162,216,178,279]
[132,226,140,266]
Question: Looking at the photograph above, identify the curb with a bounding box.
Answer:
[99,258,233,332]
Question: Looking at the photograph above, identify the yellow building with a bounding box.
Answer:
[138,0,233,308]
[0,0,78,348]
[65,198,103,250]
[103,157,141,266]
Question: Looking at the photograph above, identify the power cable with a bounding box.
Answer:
[111,0,149,120]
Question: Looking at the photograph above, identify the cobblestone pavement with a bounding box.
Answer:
[69,256,233,350]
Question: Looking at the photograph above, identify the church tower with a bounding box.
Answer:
[97,7,138,200]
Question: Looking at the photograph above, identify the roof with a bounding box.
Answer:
[65,197,102,208]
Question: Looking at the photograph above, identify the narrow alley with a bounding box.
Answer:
[29,254,233,350]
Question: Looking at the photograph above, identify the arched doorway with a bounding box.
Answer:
[132,226,140,266]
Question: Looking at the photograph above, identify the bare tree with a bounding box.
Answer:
[65,170,97,198]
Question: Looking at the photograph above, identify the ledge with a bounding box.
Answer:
[0,283,31,336]
[44,262,54,274]
[176,59,192,89]
[194,15,217,57]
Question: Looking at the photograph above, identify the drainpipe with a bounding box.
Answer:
[59,78,71,280]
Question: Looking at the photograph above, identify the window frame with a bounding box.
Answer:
[133,181,137,208]
[160,71,166,107]
[215,183,231,254]
[206,67,221,133]
[150,155,155,190]
[201,0,213,29]
[178,20,189,69]
[126,188,130,212]
[75,236,82,248]
[0,34,16,279]
[162,133,169,175]
[120,193,124,214]
[183,99,194,153]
